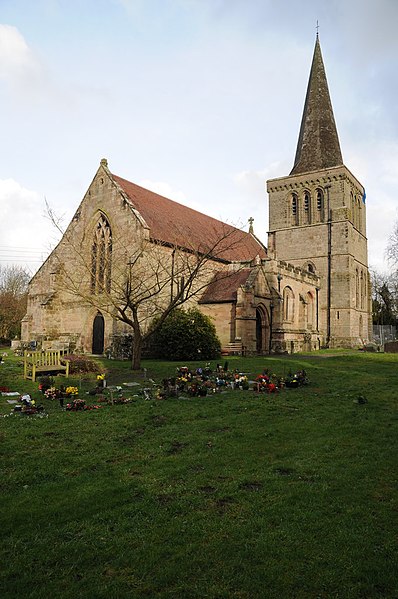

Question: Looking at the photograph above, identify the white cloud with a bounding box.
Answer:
[0,179,59,274]
[0,24,44,92]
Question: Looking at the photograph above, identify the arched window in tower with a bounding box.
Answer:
[360,271,364,309]
[355,268,359,308]
[358,197,362,232]
[283,286,294,322]
[291,193,299,226]
[304,191,311,224]
[308,263,315,274]
[91,213,112,295]
[316,189,324,222]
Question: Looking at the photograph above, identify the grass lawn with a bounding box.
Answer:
[0,349,397,598]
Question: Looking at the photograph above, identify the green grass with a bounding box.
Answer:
[0,350,397,598]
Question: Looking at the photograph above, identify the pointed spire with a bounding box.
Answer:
[290,37,343,175]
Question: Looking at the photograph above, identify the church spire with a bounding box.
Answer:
[290,36,343,175]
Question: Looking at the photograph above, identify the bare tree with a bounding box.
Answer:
[370,267,398,325]
[0,265,30,341]
[47,206,252,369]
[386,220,398,267]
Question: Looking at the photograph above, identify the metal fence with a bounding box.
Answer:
[372,325,397,346]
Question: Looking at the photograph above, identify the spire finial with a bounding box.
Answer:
[316,20,319,38]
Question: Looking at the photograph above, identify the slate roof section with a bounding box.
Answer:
[290,36,343,175]
[199,269,252,303]
[112,174,267,263]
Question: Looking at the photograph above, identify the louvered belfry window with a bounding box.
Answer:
[292,194,298,225]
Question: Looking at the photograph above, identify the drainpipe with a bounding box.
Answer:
[316,287,319,332]
[325,184,332,348]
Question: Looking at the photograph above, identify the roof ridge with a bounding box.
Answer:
[111,172,267,263]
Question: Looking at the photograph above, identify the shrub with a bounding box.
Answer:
[149,307,221,361]
[63,354,101,374]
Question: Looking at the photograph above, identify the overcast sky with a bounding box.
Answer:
[1,0,397,275]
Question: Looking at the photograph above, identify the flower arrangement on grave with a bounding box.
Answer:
[187,380,208,397]
[66,398,102,411]
[66,398,86,411]
[234,374,249,390]
[65,386,78,397]
[285,370,309,388]
[97,373,105,381]
[44,386,62,400]
[176,368,193,391]
[254,373,278,394]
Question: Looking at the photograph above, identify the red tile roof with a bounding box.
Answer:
[112,174,267,263]
[199,269,253,303]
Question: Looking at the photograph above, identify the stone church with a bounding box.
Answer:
[21,36,371,356]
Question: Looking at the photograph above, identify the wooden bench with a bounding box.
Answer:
[24,350,70,382]
[221,342,243,356]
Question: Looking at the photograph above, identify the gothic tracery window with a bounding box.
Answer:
[91,213,112,294]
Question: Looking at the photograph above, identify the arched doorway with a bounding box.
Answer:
[256,306,270,354]
[92,312,105,354]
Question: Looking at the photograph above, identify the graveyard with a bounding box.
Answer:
[1,349,397,598]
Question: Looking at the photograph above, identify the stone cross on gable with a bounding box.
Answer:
[248,217,254,234]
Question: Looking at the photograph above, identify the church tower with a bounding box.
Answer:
[266,36,371,348]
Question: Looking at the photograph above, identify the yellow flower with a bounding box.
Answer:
[66,386,78,395]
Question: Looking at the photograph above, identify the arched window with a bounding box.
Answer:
[91,213,112,294]
[360,271,365,309]
[283,286,294,322]
[304,192,311,224]
[291,193,299,226]
[357,197,362,231]
[355,268,359,308]
[316,189,324,222]
[307,292,314,329]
